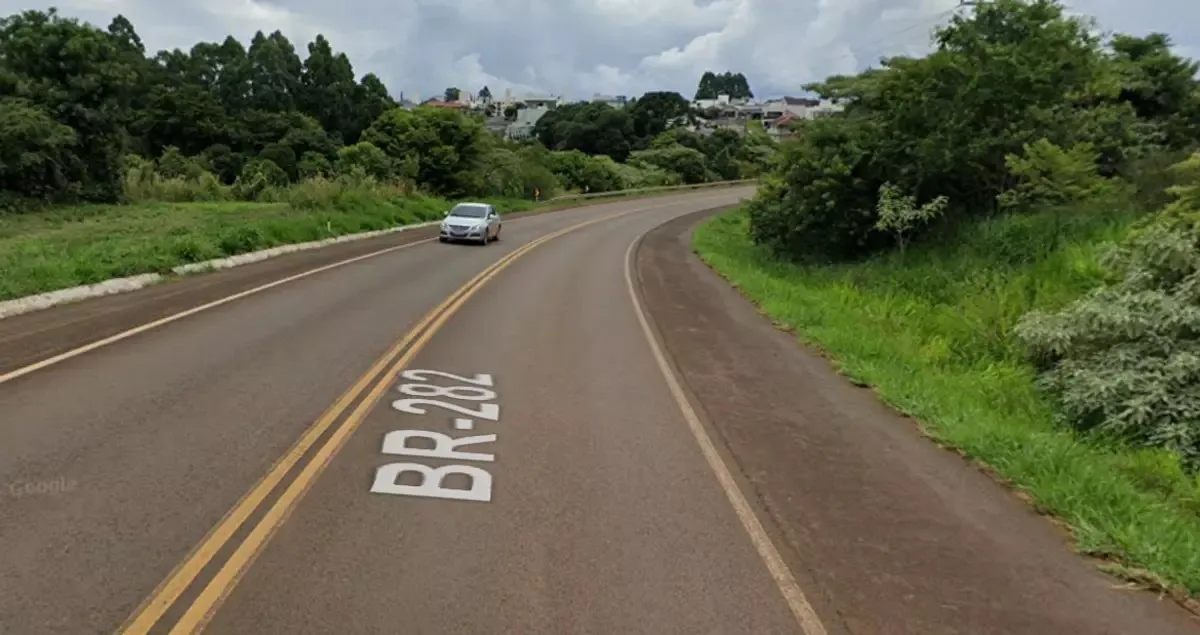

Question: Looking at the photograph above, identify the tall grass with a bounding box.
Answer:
[693,205,1200,596]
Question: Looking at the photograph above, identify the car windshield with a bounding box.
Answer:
[449,205,488,218]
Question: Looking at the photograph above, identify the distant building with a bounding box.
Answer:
[522,95,560,110]
[505,105,551,141]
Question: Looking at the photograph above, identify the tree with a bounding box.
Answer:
[334,141,392,180]
[297,151,332,179]
[479,85,492,102]
[873,182,949,259]
[0,8,141,202]
[750,0,1116,262]
[1109,33,1200,149]
[444,87,461,102]
[0,97,81,204]
[300,34,359,143]
[361,106,485,195]
[258,143,297,181]
[694,71,753,100]
[533,102,636,161]
[244,30,304,112]
[627,91,691,142]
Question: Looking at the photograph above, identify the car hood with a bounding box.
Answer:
[445,216,485,226]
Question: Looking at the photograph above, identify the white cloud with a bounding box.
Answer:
[2,0,1197,99]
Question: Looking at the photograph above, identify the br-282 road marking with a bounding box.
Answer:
[371,369,502,503]
[120,192,689,635]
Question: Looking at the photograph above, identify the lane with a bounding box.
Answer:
[634,210,1200,634]
[196,192,801,634]
[0,191,741,378]
[0,189,751,635]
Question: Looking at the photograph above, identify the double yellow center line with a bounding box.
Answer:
[118,202,661,635]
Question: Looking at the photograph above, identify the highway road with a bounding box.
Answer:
[1,188,1197,635]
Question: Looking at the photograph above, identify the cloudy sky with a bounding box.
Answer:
[4,0,1197,100]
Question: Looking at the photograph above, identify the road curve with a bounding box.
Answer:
[3,187,1196,635]
[0,188,797,635]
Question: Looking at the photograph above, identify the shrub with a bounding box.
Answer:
[874,182,949,259]
[155,146,208,180]
[259,143,298,182]
[997,139,1124,211]
[473,147,560,199]
[545,150,623,193]
[747,117,890,262]
[1015,153,1200,466]
[628,144,713,184]
[334,142,393,181]
[202,144,245,184]
[609,159,680,189]
[298,151,333,180]
[233,158,290,201]
[122,154,230,202]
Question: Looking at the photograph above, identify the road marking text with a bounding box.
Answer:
[371,369,501,502]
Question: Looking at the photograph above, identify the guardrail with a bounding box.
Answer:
[545,178,757,203]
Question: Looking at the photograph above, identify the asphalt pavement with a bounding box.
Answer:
[1,188,1195,635]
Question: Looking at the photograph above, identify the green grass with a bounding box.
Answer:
[0,177,747,302]
[0,185,538,301]
[693,205,1200,598]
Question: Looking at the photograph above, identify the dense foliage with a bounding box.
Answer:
[0,9,765,211]
[744,0,1200,466]
[694,71,754,100]
[750,0,1199,264]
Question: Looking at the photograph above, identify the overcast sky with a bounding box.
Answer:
[4,0,1197,100]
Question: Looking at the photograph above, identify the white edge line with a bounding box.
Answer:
[0,183,750,321]
[0,221,439,321]
[623,232,829,635]
[0,196,711,387]
[0,238,433,386]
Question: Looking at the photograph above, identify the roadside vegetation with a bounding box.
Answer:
[0,8,767,300]
[695,0,1200,598]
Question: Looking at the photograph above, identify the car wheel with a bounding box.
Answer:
[438,237,448,243]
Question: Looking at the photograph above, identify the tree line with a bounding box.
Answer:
[0,8,771,210]
[746,0,1200,465]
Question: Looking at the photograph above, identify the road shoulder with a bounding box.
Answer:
[634,209,1200,635]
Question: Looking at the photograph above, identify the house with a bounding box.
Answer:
[762,97,843,120]
[805,99,844,119]
[763,96,818,120]
[522,95,561,110]
[693,93,749,110]
[505,105,551,141]
[764,113,801,138]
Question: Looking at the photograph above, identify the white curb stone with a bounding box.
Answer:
[0,220,439,321]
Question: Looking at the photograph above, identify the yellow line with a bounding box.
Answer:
[120,200,672,635]
[2,196,697,388]
[166,205,650,635]
[116,242,528,635]
[622,237,829,635]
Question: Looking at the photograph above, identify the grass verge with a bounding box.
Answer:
[692,206,1200,602]
[0,180,750,302]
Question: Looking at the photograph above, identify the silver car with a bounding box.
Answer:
[439,202,502,245]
